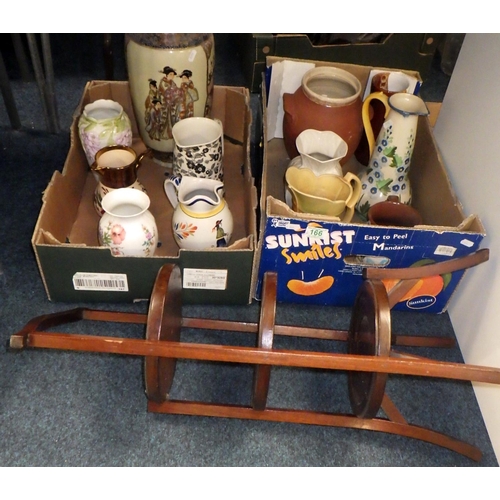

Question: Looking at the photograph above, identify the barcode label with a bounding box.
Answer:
[72,273,129,291]
[434,245,457,257]
[183,268,228,290]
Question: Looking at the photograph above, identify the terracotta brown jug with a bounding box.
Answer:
[282,66,363,163]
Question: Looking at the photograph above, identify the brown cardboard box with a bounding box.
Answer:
[33,81,258,304]
[253,58,485,313]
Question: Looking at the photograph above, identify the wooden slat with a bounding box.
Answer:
[18,331,500,385]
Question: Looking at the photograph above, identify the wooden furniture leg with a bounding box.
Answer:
[348,279,391,419]
[252,272,276,410]
[144,264,182,403]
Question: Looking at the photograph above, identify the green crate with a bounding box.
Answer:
[234,33,443,92]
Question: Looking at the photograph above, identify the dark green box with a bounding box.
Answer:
[33,81,258,304]
[234,33,443,93]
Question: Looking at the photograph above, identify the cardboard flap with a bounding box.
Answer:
[33,170,82,245]
[35,229,62,246]
[211,86,250,145]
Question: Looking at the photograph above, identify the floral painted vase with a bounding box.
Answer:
[125,33,215,166]
[98,188,158,257]
[78,99,133,165]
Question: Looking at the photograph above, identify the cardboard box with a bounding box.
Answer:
[253,58,486,313]
[33,81,258,304]
[234,34,442,92]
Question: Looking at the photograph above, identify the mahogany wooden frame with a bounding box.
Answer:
[10,248,500,462]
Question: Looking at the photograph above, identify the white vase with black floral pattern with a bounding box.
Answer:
[355,92,429,221]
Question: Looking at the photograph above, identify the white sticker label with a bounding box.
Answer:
[183,268,228,290]
[305,226,328,239]
[72,272,129,291]
[270,218,303,231]
[434,245,457,257]
[460,238,474,248]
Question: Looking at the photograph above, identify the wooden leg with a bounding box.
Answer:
[144,264,182,404]
[348,280,391,418]
[252,272,277,411]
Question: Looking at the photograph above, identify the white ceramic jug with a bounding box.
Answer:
[288,129,348,176]
[285,129,348,206]
[164,175,233,250]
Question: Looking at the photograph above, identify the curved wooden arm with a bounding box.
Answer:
[9,309,86,349]
[363,248,489,281]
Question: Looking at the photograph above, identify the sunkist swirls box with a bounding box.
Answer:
[253,57,486,313]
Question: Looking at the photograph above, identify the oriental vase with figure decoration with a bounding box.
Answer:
[125,34,215,166]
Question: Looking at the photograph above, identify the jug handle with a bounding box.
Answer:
[344,172,363,209]
[135,148,152,169]
[164,175,182,209]
[362,91,390,158]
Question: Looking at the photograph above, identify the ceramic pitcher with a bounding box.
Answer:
[288,129,347,176]
[91,146,150,216]
[354,71,414,166]
[164,175,233,250]
[172,116,224,180]
[355,92,429,220]
[285,167,362,222]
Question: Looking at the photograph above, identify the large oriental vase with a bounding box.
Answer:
[125,33,215,166]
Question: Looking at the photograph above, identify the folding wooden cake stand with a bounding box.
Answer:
[10,248,500,462]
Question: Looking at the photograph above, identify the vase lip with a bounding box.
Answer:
[301,66,362,107]
[172,117,222,147]
[101,188,150,217]
[83,99,124,121]
[296,129,348,162]
[125,33,213,49]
